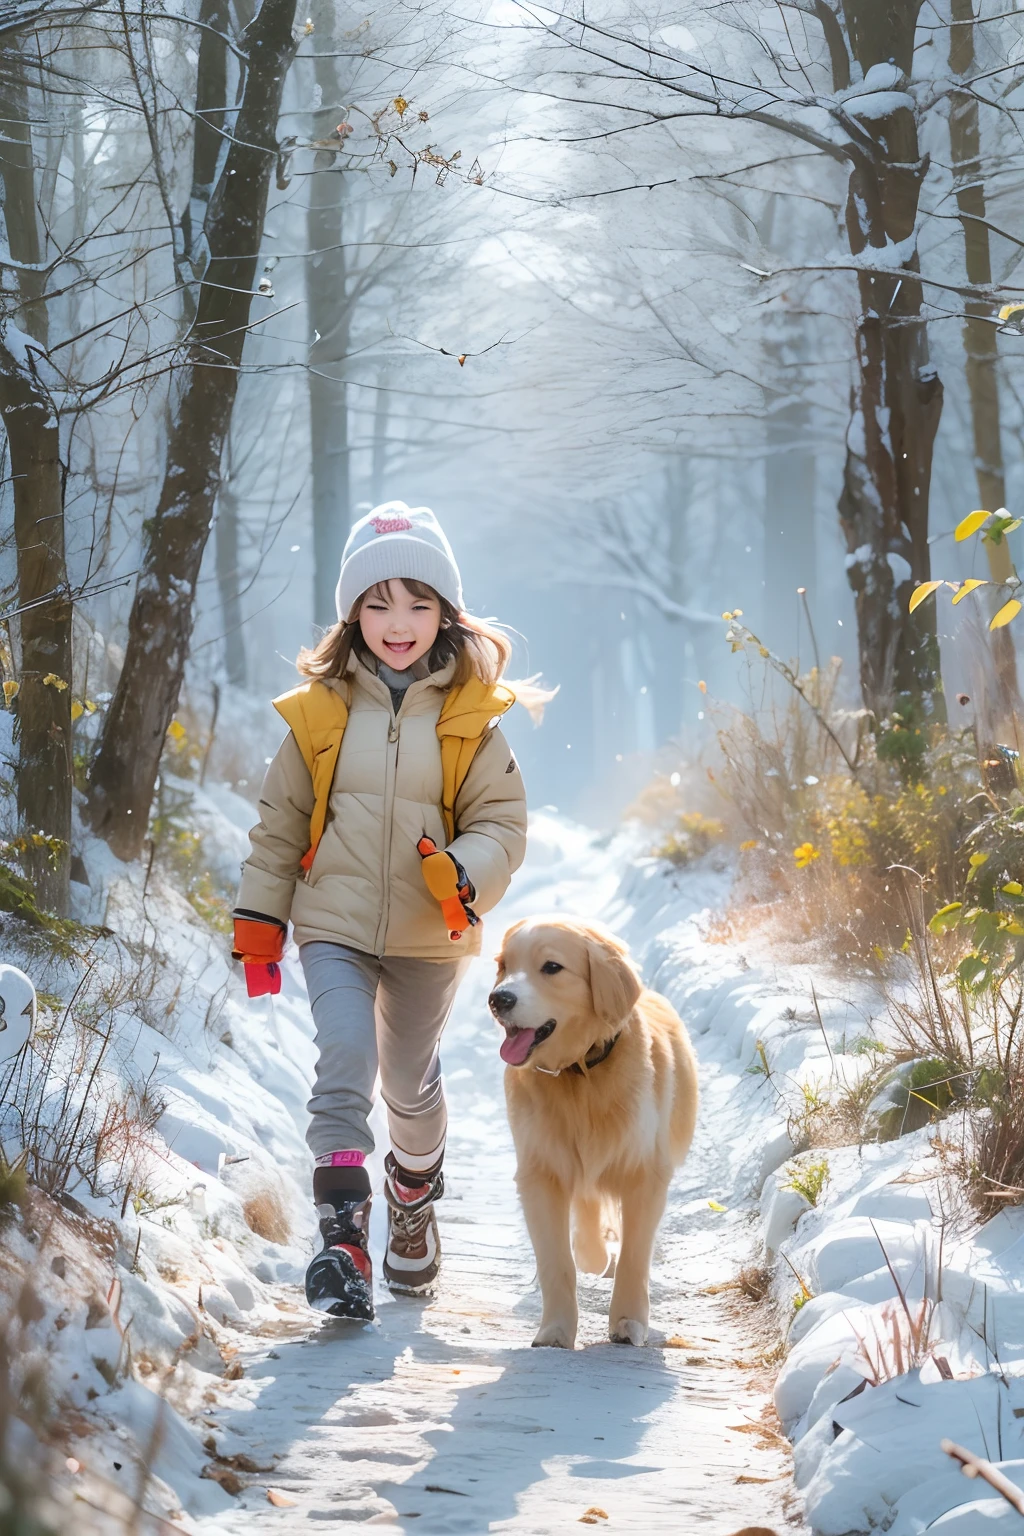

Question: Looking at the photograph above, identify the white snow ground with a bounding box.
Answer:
[17,790,1024,1532]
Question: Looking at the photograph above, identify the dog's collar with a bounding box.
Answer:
[568,1032,621,1076]
[532,1032,622,1078]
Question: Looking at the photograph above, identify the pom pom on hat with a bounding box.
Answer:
[336,502,463,621]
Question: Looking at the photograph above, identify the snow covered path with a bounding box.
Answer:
[192,820,799,1534]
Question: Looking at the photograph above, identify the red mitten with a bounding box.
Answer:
[244,961,281,998]
[232,913,286,997]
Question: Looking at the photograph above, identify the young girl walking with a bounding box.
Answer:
[232,504,528,1320]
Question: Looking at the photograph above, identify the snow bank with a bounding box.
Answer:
[606,853,1024,1533]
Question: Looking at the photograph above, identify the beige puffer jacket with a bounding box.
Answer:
[237,653,528,959]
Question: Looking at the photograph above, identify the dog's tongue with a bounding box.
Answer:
[500,1027,537,1066]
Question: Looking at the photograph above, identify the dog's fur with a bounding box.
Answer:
[490,916,699,1348]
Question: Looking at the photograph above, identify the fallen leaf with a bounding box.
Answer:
[393,96,408,115]
[266,1488,297,1507]
[708,1199,727,1212]
[2,680,18,706]
[583,1508,608,1519]
[42,673,68,690]
[201,1465,243,1496]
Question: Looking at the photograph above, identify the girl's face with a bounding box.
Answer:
[358,580,442,672]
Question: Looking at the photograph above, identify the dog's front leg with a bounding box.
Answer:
[518,1173,577,1348]
[608,1178,668,1346]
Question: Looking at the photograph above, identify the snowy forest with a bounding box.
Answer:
[5,0,1024,1530]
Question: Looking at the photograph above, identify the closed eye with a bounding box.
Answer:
[540,960,563,975]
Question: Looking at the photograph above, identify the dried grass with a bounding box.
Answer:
[242,1188,290,1246]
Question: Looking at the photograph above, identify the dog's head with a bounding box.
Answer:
[489,917,642,1072]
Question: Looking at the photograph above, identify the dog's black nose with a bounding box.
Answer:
[489,987,517,1016]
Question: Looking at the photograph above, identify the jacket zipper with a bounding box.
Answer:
[374,706,401,955]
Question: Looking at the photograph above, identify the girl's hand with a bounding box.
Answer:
[416,838,478,940]
[232,912,287,996]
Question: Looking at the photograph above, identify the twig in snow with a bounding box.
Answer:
[941,1438,1024,1513]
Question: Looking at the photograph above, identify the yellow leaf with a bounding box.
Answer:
[969,852,989,867]
[42,673,68,691]
[1004,882,1023,896]
[267,1488,297,1508]
[955,510,991,542]
[991,599,1022,630]
[1004,518,1023,534]
[999,302,1024,322]
[909,580,944,613]
[951,578,988,605]
[739,839,759,851]
[393,96,408,116]
[708,1200,727,1212]
[84,699,97,714]
[2,680,18,707]
[166,719,187,743]
[70,701,84,721]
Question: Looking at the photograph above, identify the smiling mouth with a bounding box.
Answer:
[499,1019,556,1066]
[384,640,415,653]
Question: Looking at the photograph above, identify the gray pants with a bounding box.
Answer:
[300,942,467,1173]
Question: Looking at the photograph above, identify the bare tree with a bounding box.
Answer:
[523,0,1024,720]
[87,0,298,860]
[0,45,71,913]
[948,0,1017,710]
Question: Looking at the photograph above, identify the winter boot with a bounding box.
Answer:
[383,1152,444,1295]
[305,1196,374,1320]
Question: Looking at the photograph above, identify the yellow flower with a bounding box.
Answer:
[794,842,820,869]
[42,673,68,691]
[166,719,187,743]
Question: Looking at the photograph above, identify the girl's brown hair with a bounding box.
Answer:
[297,578,513,687]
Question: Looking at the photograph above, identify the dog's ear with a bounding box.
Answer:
[587,934,642,1027]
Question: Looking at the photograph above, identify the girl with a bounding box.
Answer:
[232,504,528,1320]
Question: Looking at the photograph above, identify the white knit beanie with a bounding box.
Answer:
[335,502,464,622]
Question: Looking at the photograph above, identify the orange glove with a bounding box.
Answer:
[232,912,286,997]
[417,837,478,942]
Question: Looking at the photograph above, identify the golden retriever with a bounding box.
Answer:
[489,916,699,1348]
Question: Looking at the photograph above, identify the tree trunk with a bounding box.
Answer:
[370,368,389,507]
[307,36,351,628]
[0,53,71,913]
[87,0,297,860]
[948,0,1017,711]
[215,459,247,687]
[835,0,945,722]
[180,0,231,315]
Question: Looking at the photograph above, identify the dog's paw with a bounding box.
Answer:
[532,1321,576,1348]
[609,1317,648,1346]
